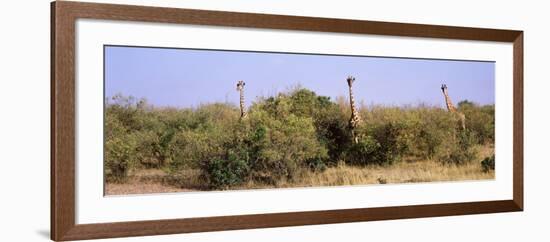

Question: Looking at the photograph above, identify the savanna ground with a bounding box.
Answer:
[105,145,494,195]
[105,88,496,195]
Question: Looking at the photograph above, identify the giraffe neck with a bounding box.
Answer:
[443,90,466,129]
[239,89,247,118]
[443,91,457,113]
[349,85,360,124]
[348,84,361,144]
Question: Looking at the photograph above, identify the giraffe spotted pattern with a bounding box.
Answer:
[236,80,247,119]
[441,84,466,130]
[347,76,362,143]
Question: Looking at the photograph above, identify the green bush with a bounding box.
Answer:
[201,153,249,189]
[105,135,138,182]
[193,89,331,188]
[312,102,349,164]
[362,106,446,160]
[459,100,495,144]
[437,131,478,165]
[170,130,225,169]
[344,121,409,166]
[481,154,495,172]
[260,88,349,164]
[132,128,176,168]
[345,136,382,165]
[104,110,139,182]
[245,106,328,184]
[412,109,458,159]
[362,105,482,165]
[369,121,410,165]
[106,94,149,131]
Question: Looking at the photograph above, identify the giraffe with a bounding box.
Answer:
[347,76,362,144]
[441,84,466,130]
[236,80,247,119]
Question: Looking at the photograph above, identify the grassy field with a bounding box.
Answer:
[106,144,494,195]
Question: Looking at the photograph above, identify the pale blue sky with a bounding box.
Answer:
[105,45,495,108]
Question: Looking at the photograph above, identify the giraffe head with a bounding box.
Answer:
[236,80,245,91]
[441,84,448,94]
[346,76,355,87]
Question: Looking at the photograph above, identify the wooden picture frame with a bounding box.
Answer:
[51,1,523,241]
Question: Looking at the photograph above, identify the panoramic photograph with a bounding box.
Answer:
[104,45,495,195]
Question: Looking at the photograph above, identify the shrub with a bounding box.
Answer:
[437,131,478,165]
[105,137,139,183]
[170,130,225,169]
[345,136,382,165]
[133,128,176,168]
[481,154,495,172]
[201,153,249,189]
[260,88,349,164]
[104,111,139,182]
[168,104,240,170]
[344,121,409,166]
[458,100,495,144]
[245,108,328,184]
[342,110,411,166]
[369,121,410,165]
[312,102,349,164]
[106,94,149,131]
[192,92,331,188]
[407,108,459,159]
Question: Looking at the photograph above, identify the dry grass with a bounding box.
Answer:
[283,159,493,187]
[105,169,197,195]
[234,144,495,189]
[106,145,494,195]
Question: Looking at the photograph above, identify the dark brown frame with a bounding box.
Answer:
[51,1,523,241]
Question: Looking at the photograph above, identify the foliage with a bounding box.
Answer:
[368,121,410,165]
[245,92,329,184]
[481,154,495,172]
[436,130,478,165]
[459,100,495,144]
[345,136,382,165]
[104,90,494,189]
[344,121,409,166]
[104,111,138,182]
[201,152,250,189]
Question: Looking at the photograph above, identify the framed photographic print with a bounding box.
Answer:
[51,1,523,241]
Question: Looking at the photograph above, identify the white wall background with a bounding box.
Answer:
[0,0,548,241]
